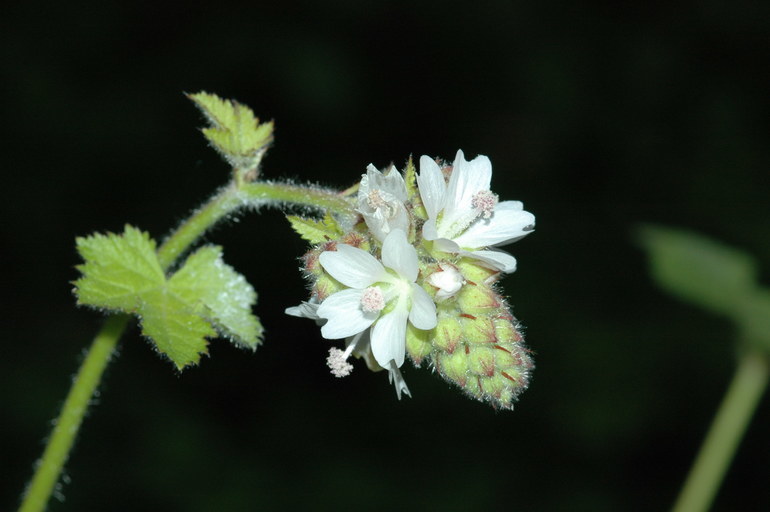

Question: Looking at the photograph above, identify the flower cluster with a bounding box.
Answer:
[286,150,535,409]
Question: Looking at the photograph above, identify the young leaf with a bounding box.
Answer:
[287,212,343,244]
[74,225,262,370]
[187,91,274,173]
[637,225,758,318]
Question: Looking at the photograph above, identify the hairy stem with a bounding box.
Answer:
[19,178,354,512]
[19,315,130,512]
[672,348,768,512]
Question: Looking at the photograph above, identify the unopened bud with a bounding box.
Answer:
[405,324,432,365]
[457,281,501,315]
[433,314,463,353]
[458,258,500,286]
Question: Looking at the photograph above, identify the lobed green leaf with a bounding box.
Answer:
[74,226,262,369]
[169,245,263,349]
[74,225,165,311]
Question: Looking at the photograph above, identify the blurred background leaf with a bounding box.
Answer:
[637,225,758,318]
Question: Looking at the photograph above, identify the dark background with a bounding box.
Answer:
[3,1,769,510]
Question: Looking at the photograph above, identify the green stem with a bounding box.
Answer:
[19,179,354,512]
[672,349,768,512]
[157,181,353,269]
[19,315,130,512]
[240,181,354,214]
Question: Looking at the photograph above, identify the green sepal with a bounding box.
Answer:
[74,225,262,370]
[287,212,343,244]
[187,91,273,176]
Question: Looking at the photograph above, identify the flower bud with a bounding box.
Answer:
[458,258,501,286]
[405,323,432,366]
[457,280,501,316]
[432,314,463,353]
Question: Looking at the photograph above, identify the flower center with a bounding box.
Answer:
[471,190,498,219]
[360,286,385,313]
[366,189,403,220]
[367,189,387,209]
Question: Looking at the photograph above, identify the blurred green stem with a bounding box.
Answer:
[18,314,129,512]
[672,348,768,512]
[18,179,354,512]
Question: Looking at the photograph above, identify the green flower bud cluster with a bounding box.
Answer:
[410,258,533,410]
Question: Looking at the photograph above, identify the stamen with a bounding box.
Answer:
[360,286,385,313]
[471,190,498,219]
[326,347,354,377]
[367,189,386,209]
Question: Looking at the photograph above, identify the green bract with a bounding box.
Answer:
[74,225,263,369]
[287,212,344,244]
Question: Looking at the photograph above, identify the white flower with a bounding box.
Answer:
[316,229,437,368]
[285,298,412,399]
[427,263,465,300]
[417,150,535,273]
[357,164,410,242]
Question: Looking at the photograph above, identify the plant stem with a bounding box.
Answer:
[240,181,354,215]
[18,179,354,512]
[672,349,768,512]
[157,181,353,269]
[19,314,130,512]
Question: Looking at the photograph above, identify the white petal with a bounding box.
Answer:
[319,244,388,288]
[361,210,389,242]
[463,249,518,273]
[433,237,461,254]
[416,155,446,219]
[363,164,408,201]
[318,289,378,338]
[381,229,418,282]
[453,201,535,248]
[285,301,320,319]
[443,150,492,228]
[370,304,408,367]
[382,166,408,201]
[422,217,439,241]
[408,284,438,330]
[428,266,464,300]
